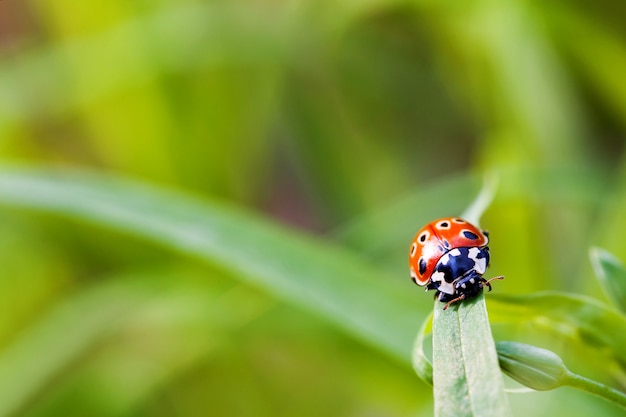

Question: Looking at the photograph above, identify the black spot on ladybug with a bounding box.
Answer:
[419,232,428,243]
[462,230,479,240]
[419,258,427,275]
[437,221,450,229]
[438,245,444,252]
[453,218,466,224]
[410,243,417,257]
[443,239,450,249]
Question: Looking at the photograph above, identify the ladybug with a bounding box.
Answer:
[408,217,503,310]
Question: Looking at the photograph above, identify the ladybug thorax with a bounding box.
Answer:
[429,246,490,295]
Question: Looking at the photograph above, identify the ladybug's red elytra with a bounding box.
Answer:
[408,217,503,310]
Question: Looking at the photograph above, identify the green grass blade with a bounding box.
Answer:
[412,313,433,385]
[431,171,510,415]
[433,293,512,417]
[590,247,626,313]
[0,166,418,361]
[460,171,498,226]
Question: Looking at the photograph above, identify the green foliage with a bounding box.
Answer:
[2,0,626,416]
[0,166,418,361]
[498,341,626,409]
[433,295,512,417]
[590,247,626,313]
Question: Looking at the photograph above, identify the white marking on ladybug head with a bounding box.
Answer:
[449,248,461,257]
[439,253,450,265]
[467,247,487,274]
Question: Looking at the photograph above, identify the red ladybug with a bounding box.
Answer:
[408,217,503,310]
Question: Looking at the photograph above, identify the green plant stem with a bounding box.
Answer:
[566,371,626,409]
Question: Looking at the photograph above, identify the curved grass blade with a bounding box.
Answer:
[460,171,498,226]
[590,247,626,313]
[433,293,512,417]
[0,166,418,361]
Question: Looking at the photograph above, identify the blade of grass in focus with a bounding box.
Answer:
[432,294,512,417]
[430,173,510,417]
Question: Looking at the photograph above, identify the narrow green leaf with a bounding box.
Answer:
[429,171,510,416]
[589,247,626,313]
[460,171,498,226]
[433,293,512,417]
[0,166,418,361]
[412,313,433,385]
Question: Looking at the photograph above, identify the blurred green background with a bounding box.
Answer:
[1,0,626,416]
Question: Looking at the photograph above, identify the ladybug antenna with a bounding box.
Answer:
[442,294,466,310]
[482,275,504,292]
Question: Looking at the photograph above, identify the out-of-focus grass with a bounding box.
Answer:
[0,0,626,416]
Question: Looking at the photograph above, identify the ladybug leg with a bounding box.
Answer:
[443,294,466,310]
[481,275,504,292]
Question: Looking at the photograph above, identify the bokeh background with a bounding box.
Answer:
[1,0,626,416]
